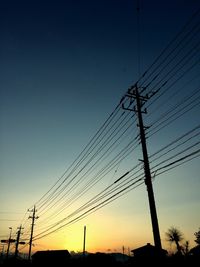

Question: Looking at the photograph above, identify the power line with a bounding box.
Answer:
[15,6,200,251]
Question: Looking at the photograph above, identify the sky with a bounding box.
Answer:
[0,0,200,256]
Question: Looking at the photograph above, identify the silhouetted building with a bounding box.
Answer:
[32,250,71,266]
[131,243,167,259]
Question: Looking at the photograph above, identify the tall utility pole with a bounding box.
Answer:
[28,205,38,261]
[83,225,86,257]
[15,225,23,258]
[122,85,162,250]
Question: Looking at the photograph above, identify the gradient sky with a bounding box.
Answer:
[0,0,200,255]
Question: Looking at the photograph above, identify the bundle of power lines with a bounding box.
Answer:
[17,8,200,251]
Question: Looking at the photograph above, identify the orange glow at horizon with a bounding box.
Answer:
[26,210,156,254]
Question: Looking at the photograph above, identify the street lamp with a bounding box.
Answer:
[6,227,12,259]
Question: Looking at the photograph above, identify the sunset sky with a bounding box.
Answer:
[0,0,200,255]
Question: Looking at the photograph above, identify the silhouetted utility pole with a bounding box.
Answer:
[28,205,38,261]
[6,227,12,259]
[83,225,86,257]
[122,85,162,250]
[128,247,130,257]
[15,225,23,258]
[122,245,125,261]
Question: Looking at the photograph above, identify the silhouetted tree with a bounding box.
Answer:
[182,240,190,255]
[194,228,200,245]
[165,226,183,254]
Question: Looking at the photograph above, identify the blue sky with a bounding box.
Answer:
[0,0,200,254]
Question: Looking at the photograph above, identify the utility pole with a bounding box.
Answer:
[122,85,162,250]
[122,245,125,261]
[28,205,38,261]
[15,225,23,258]
[6,227,12,259]
[128,247,130,257]
[83,225,86,257]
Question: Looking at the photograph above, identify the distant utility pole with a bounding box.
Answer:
[28,205,38,261]
[6,227,12,259]
[128,247,130,257]
[83,225,86,257]
[122,245,125,261]
[15,225,23,258]
[122,85,162,250]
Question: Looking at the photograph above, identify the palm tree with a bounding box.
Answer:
[165,226,184,254]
